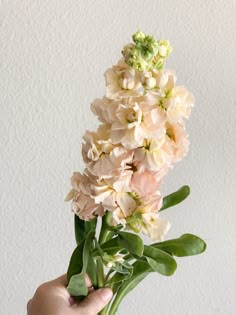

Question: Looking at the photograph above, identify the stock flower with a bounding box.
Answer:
[88,168,134,210]
[141,212,170,240]
[131,170,163,216]
[82,124,113,164]
[102,99,166,149]
[131,170,162,197]
[166,122,189,162]
[82,125,133,179]
[109,101,144,148]
[122,31,171,72]
[153,69,176,93]
[166,86,194,124]
[135,137,173,172]
[88,145,133,179]
[66,31,194,241]
[65,172,104,221]
[104,59,144,100]
[90,97,114,124]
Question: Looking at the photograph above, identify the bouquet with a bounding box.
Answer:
[65,31,206,315]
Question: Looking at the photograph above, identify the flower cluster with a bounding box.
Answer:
[66,31,194,240]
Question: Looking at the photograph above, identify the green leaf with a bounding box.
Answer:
[74,215,97,245]
[106,261,134,288]
[117,231,144,257]
[67,230,95,296]
[108,261,151,315]
[160,185,190,211]
[74,215,85,245]
[67,273,88,297]
[153,233,207,257]
[143,245,177,276]
[67,241,84,283]
[110,260,133,277]
[100,237,120,255]
[86,255,97,288]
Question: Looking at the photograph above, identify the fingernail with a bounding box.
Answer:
[99,288,113,302]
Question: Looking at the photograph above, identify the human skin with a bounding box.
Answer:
[27,274,113,315]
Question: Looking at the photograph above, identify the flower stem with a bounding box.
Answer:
[99,213,113,244]
[99,302,110,315]
[97,257,104,288]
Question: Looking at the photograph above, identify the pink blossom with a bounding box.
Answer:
[166,122,189,162]
[104,58,144,100]
[65,172,104,221]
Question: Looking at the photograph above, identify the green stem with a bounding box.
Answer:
[108,291,123,315]
[87,255,98,289]
[97,257,104,288]
[99,303,109,315]
[99,214,113,244]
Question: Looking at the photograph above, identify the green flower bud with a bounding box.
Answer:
[143,35,159,56]
[158,40,172,58]
[132,31,146,44]
[122,31,172,72]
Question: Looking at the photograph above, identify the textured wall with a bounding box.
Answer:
[0,1,236,314]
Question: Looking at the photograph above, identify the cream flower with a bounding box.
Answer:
[109,101,143,148]
[90,97,115,124]
[104,58,144,100]
[80,166,138,226]
[82,124,133,180]
[141,212,170,240]
[89,172,137,226]
[166,86,194,124]
[104,99,166,149]
[135,137,172,172]
[66,31,195,242]
[65,172,104,221]
[82,124,113,164]
[166,122,189,162]
[88,145,134,180]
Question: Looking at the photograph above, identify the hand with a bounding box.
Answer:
[27,274,113,315]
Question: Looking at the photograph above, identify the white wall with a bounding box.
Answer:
[1,1,235,314]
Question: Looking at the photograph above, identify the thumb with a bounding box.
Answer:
[78,288,113,314]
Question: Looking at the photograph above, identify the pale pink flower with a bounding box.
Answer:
[131,170,162,197]
[166,122,189,162]
[110,101,143,148]
[166,86,194,124]
[153,69,176,92]
[65,172,104,221]
[88,145,134,180]
[131,170,163,214]
[135,137,173,172]
[89,173,136,225]
[90,97,115,124]
[82,124,113,164]
[104,58,144,100]
[141,70,194,125]
[105,99,166,149]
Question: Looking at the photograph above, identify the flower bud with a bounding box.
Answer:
[113,254,124,263]
[121,78,135,90]
[158,40,172,57]
[107,261,115,268]
[145,77,156,89]
[132,31,146,44]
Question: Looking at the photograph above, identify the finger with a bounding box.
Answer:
[77,288,113,314]
[27,299,32,312]
[85,274,92,288]
[53,274,68,286]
